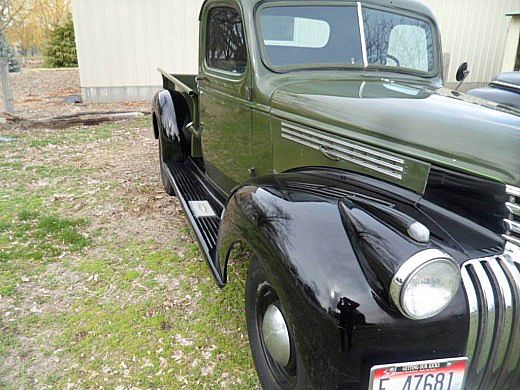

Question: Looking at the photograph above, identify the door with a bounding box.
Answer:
[198,5,252,195]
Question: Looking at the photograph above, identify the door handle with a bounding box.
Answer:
[186,121,204,138]
[319,145,340,161]
[196,75,210,85]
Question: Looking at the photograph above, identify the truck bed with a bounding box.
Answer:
[158,69,197,96]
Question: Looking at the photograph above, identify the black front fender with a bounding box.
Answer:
[217,171,469,389]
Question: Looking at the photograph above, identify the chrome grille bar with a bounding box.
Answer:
[465,260,496,388]
[506,185,520,197]
[485,259,513,388]
[462,244,520,389]
[503,234,520,247]
[506,201,520,216]
[505,219,520,234]
[504,185,520,247]
[497,253,520,388]
[461,267,479,363]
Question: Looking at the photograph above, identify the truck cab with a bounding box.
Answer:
[152,1,520,389]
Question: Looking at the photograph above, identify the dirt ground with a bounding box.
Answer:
[0,69,258,388]
[3,68,149,120]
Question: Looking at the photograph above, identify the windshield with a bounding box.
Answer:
[258,5,437,74]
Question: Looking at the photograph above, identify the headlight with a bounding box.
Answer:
[390,249,461,320]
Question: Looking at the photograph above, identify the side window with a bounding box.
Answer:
[206,7,247,74]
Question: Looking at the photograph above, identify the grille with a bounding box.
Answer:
[504,185,520,247]
[461,243,520,389]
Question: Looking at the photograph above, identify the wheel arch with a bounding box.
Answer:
[152,89,194,162]
[152,89,192,142]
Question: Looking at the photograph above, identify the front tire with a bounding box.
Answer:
[245,260,311,389]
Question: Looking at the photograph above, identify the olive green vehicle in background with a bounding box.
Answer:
[152,0,520,389]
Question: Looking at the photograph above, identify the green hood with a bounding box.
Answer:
[271,79,520,187]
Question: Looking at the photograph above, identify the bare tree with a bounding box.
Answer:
[0,0,27,33]
[0,0,25,112]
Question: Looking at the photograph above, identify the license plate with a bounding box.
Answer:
[369,358,468,390]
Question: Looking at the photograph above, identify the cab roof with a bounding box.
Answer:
[201,0,437,22]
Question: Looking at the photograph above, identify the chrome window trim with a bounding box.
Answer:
[357,2,368,67]
[491,80,520,92]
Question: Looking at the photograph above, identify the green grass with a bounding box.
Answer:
[50,250,256,388]
[0,118,258,388]
[0,200,90,297]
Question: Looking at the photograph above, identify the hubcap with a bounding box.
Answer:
[262,304,291,367]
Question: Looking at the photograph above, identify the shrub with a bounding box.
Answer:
[44,14,77,68]
[0,32,21,72]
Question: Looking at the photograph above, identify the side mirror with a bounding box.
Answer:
[456,62,469,82]
[455,62,470,91]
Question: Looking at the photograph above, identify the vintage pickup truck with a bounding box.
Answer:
[151,0,520,389]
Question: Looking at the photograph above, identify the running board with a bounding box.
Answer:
[163,159,225,286]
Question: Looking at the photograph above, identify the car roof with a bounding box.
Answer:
[493,72,520,88]
[201,0,437,21]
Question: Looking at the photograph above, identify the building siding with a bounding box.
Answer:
[72,0,203,103]
[72,0,520,102]
[423,0,520,89]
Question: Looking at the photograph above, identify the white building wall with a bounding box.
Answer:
[423,0,520,89]
[72,0,203,103]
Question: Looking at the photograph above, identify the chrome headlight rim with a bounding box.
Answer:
[390,249,461,320]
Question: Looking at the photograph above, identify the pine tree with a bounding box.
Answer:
[44,14,77,68]
[0,32,21,72]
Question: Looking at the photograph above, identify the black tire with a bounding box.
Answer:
[157,116,186,197]
[246,259,311,390]
[159,135,176,196]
